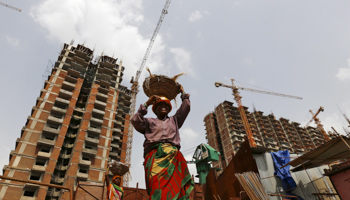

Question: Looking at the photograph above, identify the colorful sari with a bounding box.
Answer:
[144,143,194,200]
[107,183,124,200]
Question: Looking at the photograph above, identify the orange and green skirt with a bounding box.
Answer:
[144,143,194,200]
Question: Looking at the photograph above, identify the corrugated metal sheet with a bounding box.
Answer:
[287,136,350,172]
[254,154,279,200]
[254,152,339,200]
[292,169,316,199]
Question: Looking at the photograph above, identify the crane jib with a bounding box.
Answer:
[238,87,303,100]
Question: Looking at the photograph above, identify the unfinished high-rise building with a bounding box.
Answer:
[204,100,337,171]
[0,43,132,200]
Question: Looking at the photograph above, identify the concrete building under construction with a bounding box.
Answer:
[204,100,337,171]
[0,43,132,200]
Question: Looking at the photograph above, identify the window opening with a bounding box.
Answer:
[30,173,42,181]
[23,190,36,197]
[35,159,46,166]
[40,146,51,153]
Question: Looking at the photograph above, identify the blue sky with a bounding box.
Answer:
[1,0,350,188]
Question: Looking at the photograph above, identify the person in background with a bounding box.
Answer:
[131,85,194,199]
[106,175,124,200]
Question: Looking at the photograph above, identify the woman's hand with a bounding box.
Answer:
[145,95,160,107]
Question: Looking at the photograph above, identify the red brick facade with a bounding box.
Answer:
[1,43,132,200]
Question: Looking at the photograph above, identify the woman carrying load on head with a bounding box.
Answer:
[107,175,124,200]
[131,84,194,200]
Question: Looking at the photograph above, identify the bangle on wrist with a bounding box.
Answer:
[144,103,148,108]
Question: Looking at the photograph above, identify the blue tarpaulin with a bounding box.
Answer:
[270,150,304,200]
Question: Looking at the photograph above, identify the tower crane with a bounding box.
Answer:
[0,2,21,12]
[304,106,330,142]
[215,79,302,148]
[123,0,172,186]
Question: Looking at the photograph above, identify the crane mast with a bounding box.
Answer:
[134,0,172,83]
[124,0,172,186]
[230,80,257,148]
[215,79,302,149]
[0,2,21,12]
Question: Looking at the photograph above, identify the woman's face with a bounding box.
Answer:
[113,177,121,185]
[156,102,170,116]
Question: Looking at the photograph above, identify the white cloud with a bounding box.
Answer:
[6,36,20,47]
[30,0,166,83]
[336,58,350,81]
[188,10,208,22]
[189,11,203,22]
[169,47,194,75]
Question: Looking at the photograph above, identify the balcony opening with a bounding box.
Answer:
[47,122,60,130]
[30,172,42,181]
[43,133,55,141]
[90,122,101,129]
[35,159,46,166]
[87,133,98,139]
[96,94,107,102]
[63,159,69,166]
[40,146,51,153]
[63,147,72,154]
[79,166,89,174]
[58,90,71,100]
[94,102,106,111]
[54,101,67,110]
[70,119,81,128]
[82,156,90,161]
[62,82,75,92]
[92,112,103,120]
[50,113,64,119]
[23,189,37,197]
[84,143,97,150]
[59,171,65,178]
[73,110,83,117]
[111,147,119,154]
